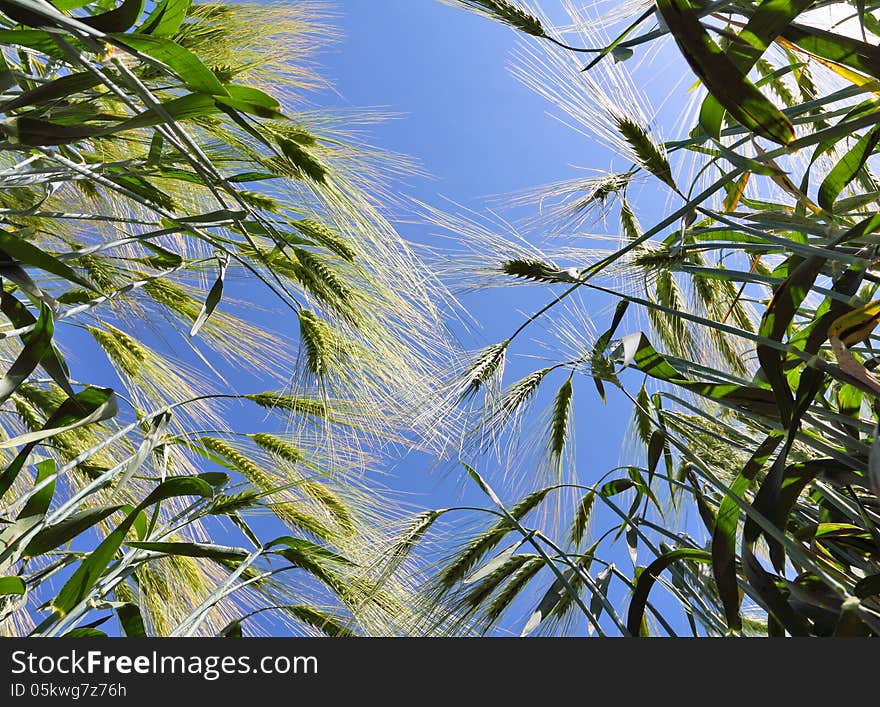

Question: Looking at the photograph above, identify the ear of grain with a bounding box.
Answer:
[648,269,694,357]
[143,278,201,321]
[267,502,334,541]
[483,556,545,625]
[463,553,538,611]
[291,219,357,262]
[237,189,280,212]
[438,488,551,590]
[454,1,546,37]
[290,249,357,320]
[248,432,357,534]
[620,198,641,241]
[486,367,549,434]
[570,490,596,547]
[208,490,262,515]
[614,117,676,191]
[501,258,566,283]
[75,252,116,292]
[548,554,593,621]
[272,137,327,183]
[461,341,509,399]
[285,605,355,637]
[549,377,573,466]
[249,432,302,464]
[755,58,796,107]
[298,481,356,536]
[200,436,274,489]
[245,393,329,419]
[634,385,653,446]
[386,510,443,570]
[298,309,343,379]
[630,244,685,270]
[88,324,147,378]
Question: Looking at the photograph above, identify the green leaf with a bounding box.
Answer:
[647,430,664,476]
[0,229,97,291]
[52,476,213,614]
[698,94,725,140]
[215,85,284,120]
[600,479,635,497]
[727,0,816,71]
[63,628,107,637]
[711,432,783,630]
[24,505,123,558]
[756,256,825,426]
[119,504,148,541]
[855,574,880,599]
[137,0,190,36]
[1,290,73,397]
[0,71,101,112]
[0,387,117,501]
[110,33,228,96]
[463,542,520,585]
[595,299,629,353]
[227,172,279,184]
[0,29,66,58]
[627,548,712,636]
[111,91,220,133]
[140,476,214,506]
[620,332,778,415]
[81,0,145,32]
[818,126,880,212]
[124,541,249,561]
[196,471,231,488]
[266,536,353,567]
[116,603,146,637]
[17,458,55,520]
[0,576,25,595]
[0,515,41,567]
[0,302,54,406]
[54,0,93,9]
[174,208,246,225]
[0,386,117,450]
[8,115,105,146]
[870,421,880,498]
[587,564,614,635]
[521,565,579,636]
[220,620,243,637]
[110,411,171,503]
[782,23,880,79]
[189,253,227,337]
[655,0,794,145]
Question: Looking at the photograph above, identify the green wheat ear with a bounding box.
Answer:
[88,324,148,378]
[450,1,547,37]
[298,309,345,379]
[614,117,676,191]
[548,377,573,467]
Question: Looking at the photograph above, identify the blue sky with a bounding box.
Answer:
[320,1,596,195]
